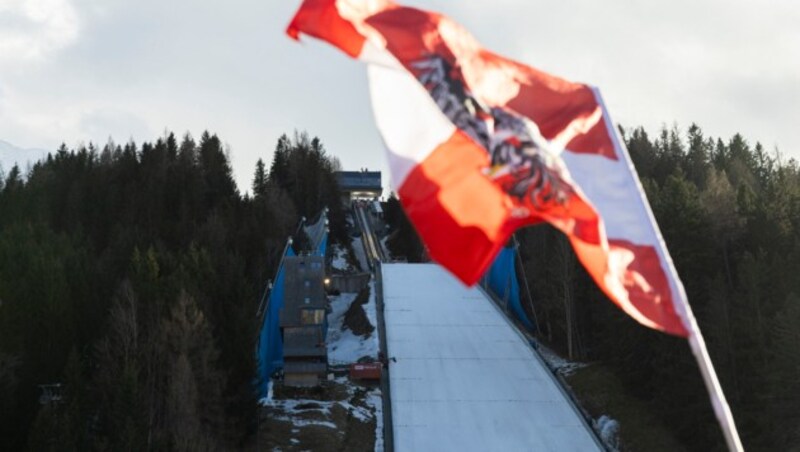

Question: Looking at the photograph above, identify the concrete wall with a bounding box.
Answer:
[329,273,371,293]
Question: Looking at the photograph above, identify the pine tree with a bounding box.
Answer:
[685,123,711,188]
[199,131,238,207]
[701,169,744,286]
[268,134,291,190]
[626,127,657,178]
[252,158,267,198]
[3,164,22,193]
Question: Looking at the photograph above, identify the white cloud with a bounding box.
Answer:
[77,107,154,145]
[0,0,80,63]
[0,0,797,193]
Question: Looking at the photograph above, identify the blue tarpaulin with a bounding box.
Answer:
[255,244,295,398]
[485,245,534,331]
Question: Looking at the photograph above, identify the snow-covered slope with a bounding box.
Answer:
[382,263,601,451]
[327,284,379,365]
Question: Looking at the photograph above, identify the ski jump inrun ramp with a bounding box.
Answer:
[381,263,602,451]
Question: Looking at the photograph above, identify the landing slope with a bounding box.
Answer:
[382,263,601,451]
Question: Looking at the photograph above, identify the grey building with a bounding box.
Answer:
[279,255,328,387]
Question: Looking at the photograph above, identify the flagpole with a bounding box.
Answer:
[683,303,744,452]
[594,88,744,452]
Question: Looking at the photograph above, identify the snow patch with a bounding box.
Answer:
[282,418,337,429]
[257,380,274,405]
[331,244,349,271]
[261,384,383,444]
[366,389,384,452]
[262,397,337,429]
[380,235,391,260]
[535,342,588,377]
[351,236,369,272]
[338,399,374,423]
[594,415,620,451]
[327,286,379,365]
[362,281,378,334]
[266,398,332,415]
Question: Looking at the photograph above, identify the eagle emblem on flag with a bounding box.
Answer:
[412,54,573,210]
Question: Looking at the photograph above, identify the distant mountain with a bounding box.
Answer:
[0,140,49,174]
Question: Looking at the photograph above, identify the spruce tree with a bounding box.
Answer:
[252,158,267,198]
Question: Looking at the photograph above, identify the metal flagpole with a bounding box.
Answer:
[684,305,744,451]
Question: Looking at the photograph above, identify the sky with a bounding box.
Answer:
[0,0,798,193]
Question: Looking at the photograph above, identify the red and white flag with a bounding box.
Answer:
[288,0,683,335]
[287,2,741,447]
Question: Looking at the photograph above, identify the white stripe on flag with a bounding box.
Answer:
[367,55,456,190]
[561,152,660,245]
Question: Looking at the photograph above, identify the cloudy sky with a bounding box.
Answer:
[1,0,798,192]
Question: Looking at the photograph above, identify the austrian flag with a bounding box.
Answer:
[288,0,692,334]
[288,0,690,337]
[286,3,743,447]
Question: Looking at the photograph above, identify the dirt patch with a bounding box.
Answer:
[344,287,375,336]
[337,402,378,452]
[295,401,324,410]
[272,380,350,403]
[345,241,363,273]
[259,379,380,452]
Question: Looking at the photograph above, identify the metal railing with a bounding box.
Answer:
[353,202,385,266]
[353,201,394,451]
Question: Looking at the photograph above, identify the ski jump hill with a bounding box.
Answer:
[381,263,602,451]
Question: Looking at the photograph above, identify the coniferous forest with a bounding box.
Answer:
[0,131,345,450]
[516,125,800,451]
[0,123,798,451]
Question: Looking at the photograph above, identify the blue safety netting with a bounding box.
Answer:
[485,244,534,331]
[255,244,295,398]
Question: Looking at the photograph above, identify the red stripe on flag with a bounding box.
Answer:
[286,0,367,58]
[609,240,688,336]
[504,66,617,159]
[569,237,688,336]
[397,130,534,285]
[365,7,446,62]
